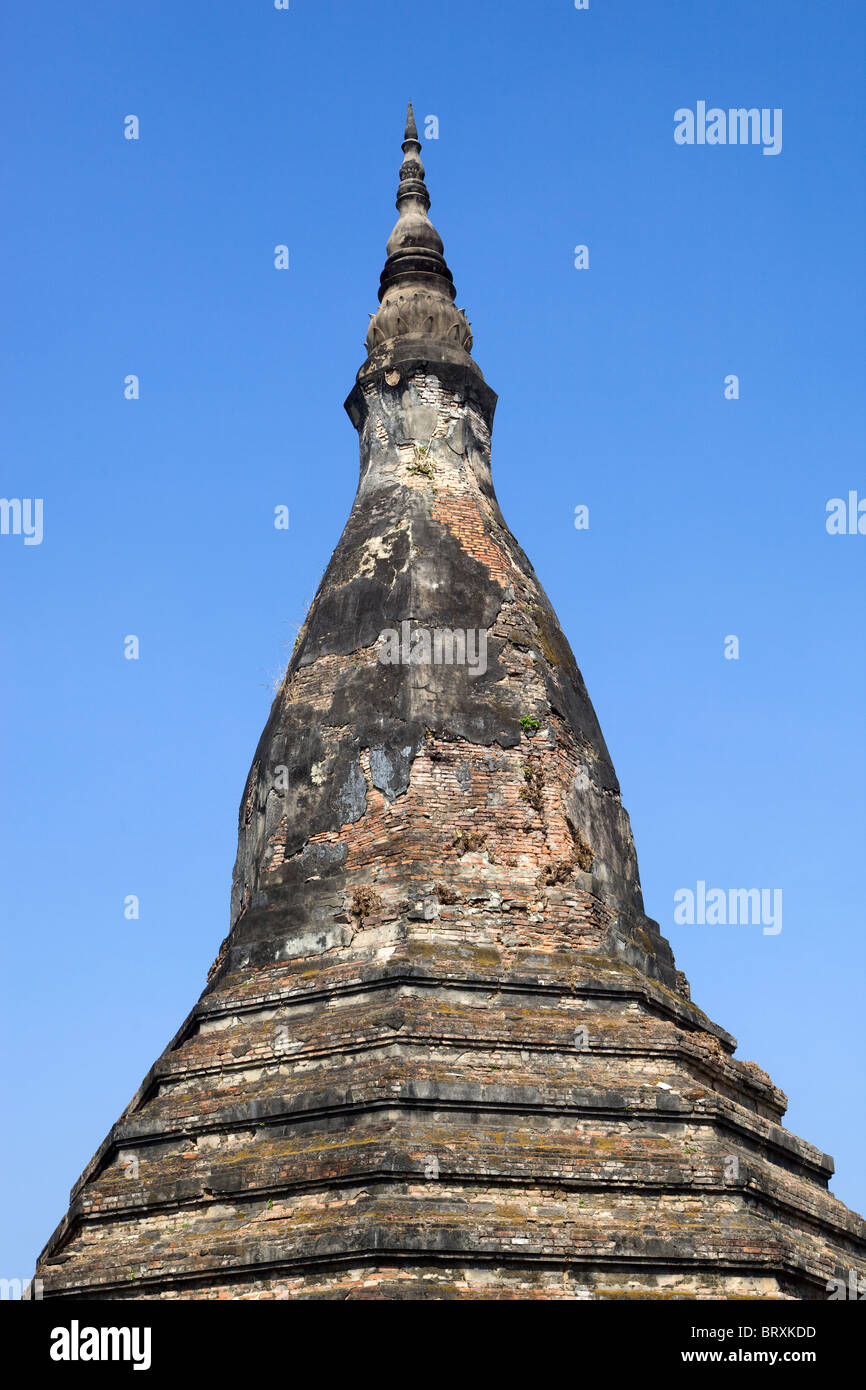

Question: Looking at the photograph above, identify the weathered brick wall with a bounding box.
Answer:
[34,364,866,1300]
[227,366,673,992]
[36,938,866,1298]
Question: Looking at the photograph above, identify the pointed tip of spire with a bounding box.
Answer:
[361,104,477,369]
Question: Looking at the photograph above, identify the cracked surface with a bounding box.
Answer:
[34,360,866,1301]
[227,365,664,989]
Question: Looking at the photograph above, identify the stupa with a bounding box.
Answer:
[35,106,866,1300]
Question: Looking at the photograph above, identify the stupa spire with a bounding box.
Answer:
[394,101,428,214]
[31,106,866,1304]
[364,102,474,366]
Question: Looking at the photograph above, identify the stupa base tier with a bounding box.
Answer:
[36,947,865,1301]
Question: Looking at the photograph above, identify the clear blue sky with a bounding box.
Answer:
[2,0,864,1281]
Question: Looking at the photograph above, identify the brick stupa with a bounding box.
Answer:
[35,106,866,1300]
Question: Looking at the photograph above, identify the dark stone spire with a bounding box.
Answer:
[364,102,475,370]
[31,108,866,1303]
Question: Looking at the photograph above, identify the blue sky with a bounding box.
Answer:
[1,0,864,1280]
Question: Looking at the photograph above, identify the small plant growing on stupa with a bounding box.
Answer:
[433,882,459,904]
[519,758,545,814]
[572,826,594,873]
[450,829,486,856]
[407,443,436,478]
[350,885,382,918]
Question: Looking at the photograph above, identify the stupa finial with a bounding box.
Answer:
[363,104,475,364]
